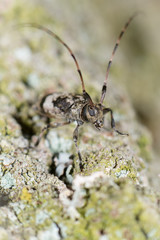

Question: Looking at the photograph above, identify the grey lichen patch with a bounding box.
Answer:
[115,169,129,178]
[0,115,21,138]
[37,223,62,240]
[0,95,16,116]
[13,46,32,65]
[54,152,73,179]
[27,72,42,89]
[46,130,73,154]
[36,210,49,225]
[0,153,16,167]
[1,173,16,189]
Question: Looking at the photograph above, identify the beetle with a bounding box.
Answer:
[20,14,137,170]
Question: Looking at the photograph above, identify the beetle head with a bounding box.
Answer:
[81,103,108,130]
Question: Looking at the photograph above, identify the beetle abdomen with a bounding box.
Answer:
[39,93,73,118]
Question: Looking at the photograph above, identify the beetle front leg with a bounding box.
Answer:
[104,108,129,136]
[35,121,72,146]
[73,122,83,171]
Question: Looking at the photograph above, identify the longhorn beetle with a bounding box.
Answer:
[20,14,137,171]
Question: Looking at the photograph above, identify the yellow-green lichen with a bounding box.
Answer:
[20,187,32,202]
[113,162,137,180]
[4,0,52,25]
[137,134,151,162]
[65,178,160,240]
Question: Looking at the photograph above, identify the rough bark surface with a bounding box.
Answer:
[0,1,160,240]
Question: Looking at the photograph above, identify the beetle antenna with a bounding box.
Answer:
[18,23,86,93]
[100,13,138,104]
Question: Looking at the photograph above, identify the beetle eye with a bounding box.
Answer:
[88,106,95,116]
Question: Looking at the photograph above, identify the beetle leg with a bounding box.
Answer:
[73,122,83,171]
[104,108,129,136]
[35,120,72,146]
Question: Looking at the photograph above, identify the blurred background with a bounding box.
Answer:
[0,0,160,157]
